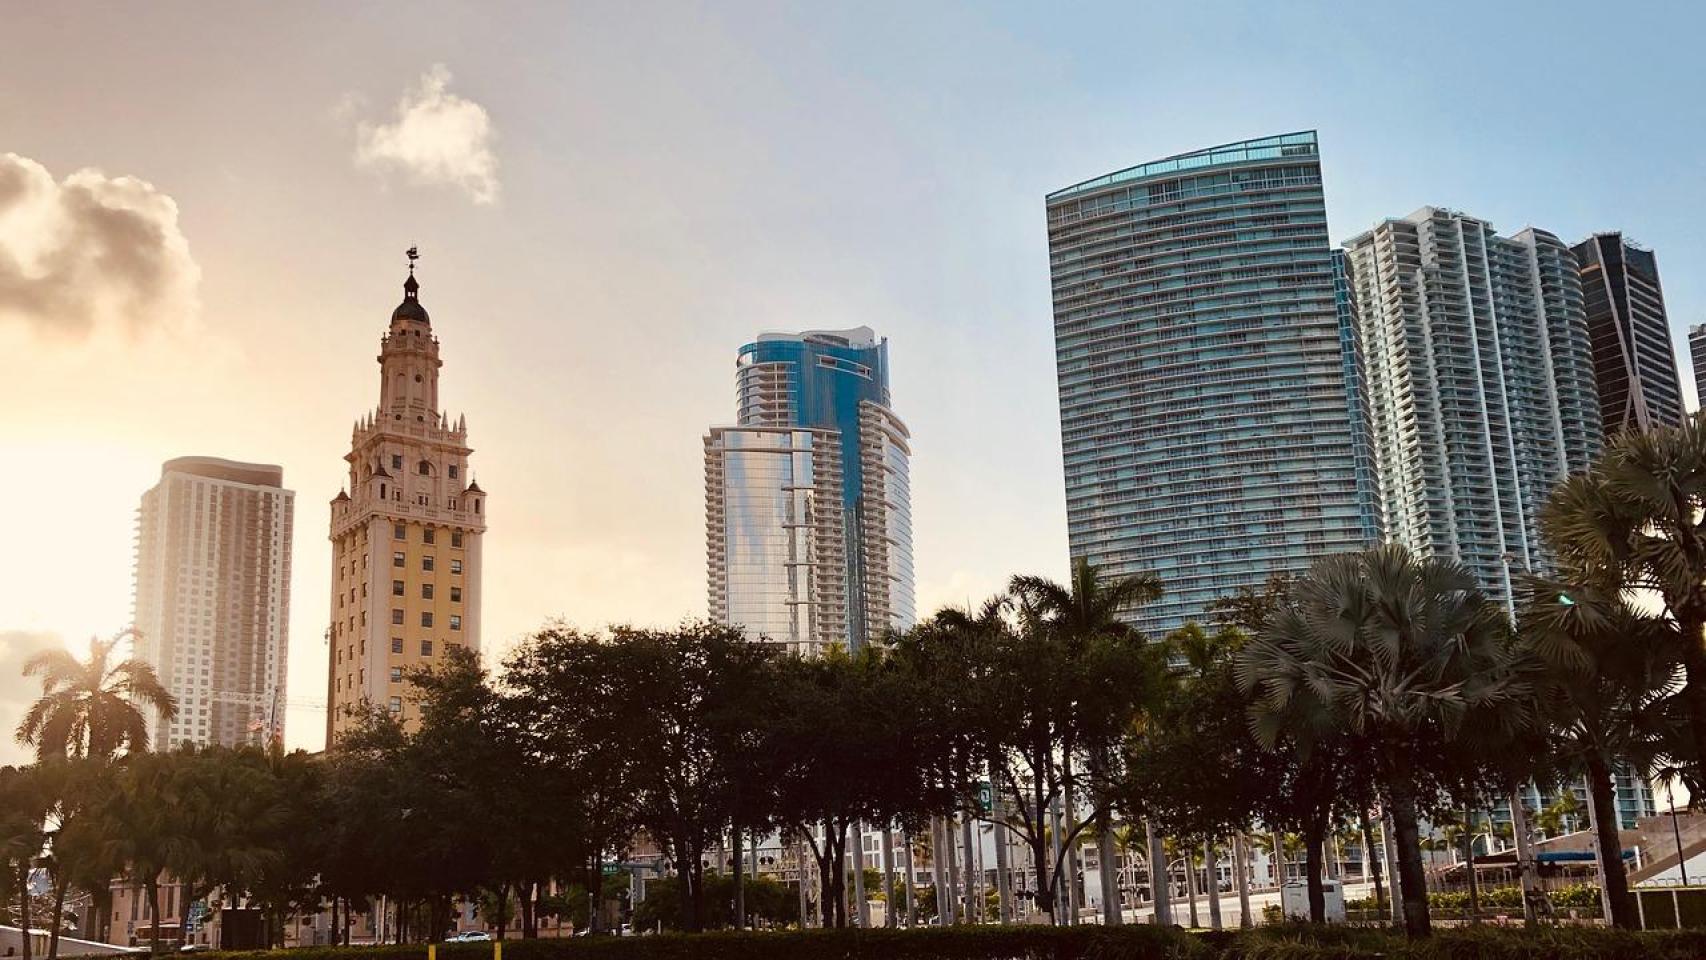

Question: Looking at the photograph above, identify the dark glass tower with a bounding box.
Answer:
[1045,132,1376,635]
[1572,233,1684,434]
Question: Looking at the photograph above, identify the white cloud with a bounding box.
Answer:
[354,65,500,205]
[0,154,201,338]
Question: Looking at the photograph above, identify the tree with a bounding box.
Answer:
[1238,545,1533,938]
[908,570,1169,927]
[1516,574,1677,929]
[503,627,638,935]
[16,630,177,762]
[1540,416,1706,789]
[1009,557,1163,926]
[0,765,48,960]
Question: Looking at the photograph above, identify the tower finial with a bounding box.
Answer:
[406,245,420,275]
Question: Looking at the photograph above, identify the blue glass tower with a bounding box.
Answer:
[1045,132,1377,635]
[706,328,914,653]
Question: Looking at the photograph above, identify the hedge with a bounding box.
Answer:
[191,925,1706,960]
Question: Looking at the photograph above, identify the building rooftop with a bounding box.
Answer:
[1046,130,1319,202]
[755,326,879,349]
[161,456,284,488]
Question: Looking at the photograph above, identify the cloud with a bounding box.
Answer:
[0,631,66,766]
[0,154,201,338]
[354,65,500,205]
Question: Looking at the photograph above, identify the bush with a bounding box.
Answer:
[190,926,1706,960]
[202,927,1206,960]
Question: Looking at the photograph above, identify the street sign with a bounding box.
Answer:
[976,781,994,815]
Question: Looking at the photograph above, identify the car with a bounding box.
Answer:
[448,931,492,942]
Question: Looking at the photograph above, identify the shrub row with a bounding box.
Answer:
[192,925,1706,960]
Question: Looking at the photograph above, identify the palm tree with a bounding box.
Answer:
[16,630,177,761]
[1541,416,1706,787]
[1010,556,1161,927]
[1515,574,1675,929]
[1238,545,1531,938]
[1,765,50,960]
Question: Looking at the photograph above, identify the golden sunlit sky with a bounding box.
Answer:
[4,2,1705,759]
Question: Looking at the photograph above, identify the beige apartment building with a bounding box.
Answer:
[133,456,293,749]
[326,259,487,743]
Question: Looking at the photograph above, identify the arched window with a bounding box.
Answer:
[418,460,432,476]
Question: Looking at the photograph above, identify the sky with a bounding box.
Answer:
[2,1,1704,759]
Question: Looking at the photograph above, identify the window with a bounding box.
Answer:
[392,580,405,597]
[393,523,405,540]
[388,697,402,713]
[422,583,435,600]
[449,465,459,480]
[390,667,402,683]
[423,528,435,545]
[423,555,435,572]
[451,559,463,575]
[452,530,464,547]
[392,609,404,625]
[391,454,403,470]
[391,637,404,654]
[450,586,462,603]
[418,460,431,476]
[450,615,462,631]
[421,611,434,627]
[393,551,405,568]
[421,639,434,657]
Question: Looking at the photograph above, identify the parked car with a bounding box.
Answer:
[448,931,493,942]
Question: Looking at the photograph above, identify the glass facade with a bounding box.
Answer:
[1045,131,1376,636]
[1342,210,1601,607]
[1572,232,1685,434]
[707,328,914,651]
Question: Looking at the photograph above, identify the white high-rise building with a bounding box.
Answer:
[132,457,294,748]
[1342,207,1602,607]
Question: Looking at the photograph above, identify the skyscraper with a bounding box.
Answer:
[1044,131,1376,636]
[327,255,487,742]
[1342,208,1602,606]
[705,327,914,655]
[1691,324,1706,409]
[1572,232,1684,434]
[133,456,293,749]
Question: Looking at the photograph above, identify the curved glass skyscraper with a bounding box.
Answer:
[1045,132,1377,635]
[705,327,914,654]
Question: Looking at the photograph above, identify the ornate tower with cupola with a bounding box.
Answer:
[326,251,487,743]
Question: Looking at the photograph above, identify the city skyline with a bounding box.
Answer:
[5,2,1706,759]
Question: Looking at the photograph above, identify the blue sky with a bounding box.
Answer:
[3,0,1702,752]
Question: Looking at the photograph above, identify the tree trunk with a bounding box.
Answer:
[1681,622,1706,782]
[588,861,606,935]
[47,876,68,960]
[1359,809,1384,914]
[1184,845,1199,928]
[1205,841,1222,931]
[1146,821,1170,925]
[851,821,869,927]
[1389,788,1431,937]
[1460,814,1480,922]
[1586,758,1637,929]
[1097,820,1120,926]
[1304,819,1326,924]
[994,821,1012,924]
[960,816,977,924]
[18,865,32,960]
[929,819,949,925]
[1234,834,1252,929]
[880,824,896,928]
[901,830,916,928]
[146,879,160,956]
[733,826,745,930]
